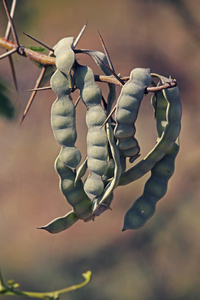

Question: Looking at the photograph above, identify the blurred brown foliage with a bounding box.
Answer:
[0,0,200,299]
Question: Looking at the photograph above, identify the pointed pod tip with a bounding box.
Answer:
[37,226,45,230]
[37,226,55,234]
[122,224,130,231]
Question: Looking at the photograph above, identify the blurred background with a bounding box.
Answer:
[0,0,200,299]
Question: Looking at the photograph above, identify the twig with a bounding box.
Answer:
[27,86,51,92]
[73,22,88,49]
[97,30,115,72]
[4,0,18,90]
[23,32,54,52]
[100,79,177,128]
[8,54,18,90]
[95,55,125,85]
[4,0,17,39]
[2,0,20,47]
[19,66,47,125]
[0,37,177,91]
[0,40,177,89]
[100,104,116,128]
[0,37,55,65]
[0,269,92,299]
[0,48,17,59]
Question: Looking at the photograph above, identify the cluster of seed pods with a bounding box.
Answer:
[39,36,182,233]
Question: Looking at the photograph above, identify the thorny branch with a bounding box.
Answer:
[0,37,177,90]
[0,0,177,125]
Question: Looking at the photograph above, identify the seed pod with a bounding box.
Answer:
[92,192,114,217]
[55,157,92,220]
[38,211,79,234]
[74,64,108,199]
[39,157,93,233]
[74,156,88,185]
[75,49,116,114]
[50,38,81,169]
[114,68,152,161]
[92,120,122,212]
[119,75,182,186]
[53,37,75,77]
[151,86,168,138]
[122,76,181,230]
[123,140,179,230]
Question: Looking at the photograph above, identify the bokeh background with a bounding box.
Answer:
[0,0,200,299]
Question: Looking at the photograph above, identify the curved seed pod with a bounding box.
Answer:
[114,68,152,161]
[50,38,81,169]
[103,157,115,184]
[74,64,108,199]
[38,211,79,234]
[123,77,181,230]
[74,156,88,185]
[92,120,122,212]
[151,88,168,138]
[123,140,179,230]
[119,75,182,186]
[55,157,92,220]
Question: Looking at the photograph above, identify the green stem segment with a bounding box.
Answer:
[0,269,92,299]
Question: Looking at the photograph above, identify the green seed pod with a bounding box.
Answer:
[50,38,81,169]
[84,174,105,199]
[92,120,122,212]
[123,141,179,230]
[86,106,107,127]
[118,138,138,151]
[114,123,136,139]
[103,158,115,183]
[151,89,168,138]
[55,157,92,219]
[119,75,182,186]
[74,64,108,199]
[122,75,181,230]
[38,211,78,234]
[93,192,114,217]
[74,156,88,185]
[114,68,152,161]
[59,146,81,170]
[53,37,75,76]
[75,49,116,114]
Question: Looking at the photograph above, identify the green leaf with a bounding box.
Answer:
[27,46,46,52]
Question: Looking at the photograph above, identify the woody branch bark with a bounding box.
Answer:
[0,37,177,91]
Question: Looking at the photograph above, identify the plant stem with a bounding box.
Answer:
[0,270,92,299]
[0,37,177,90]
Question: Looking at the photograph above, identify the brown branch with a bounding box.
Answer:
[0,38,55,66]
[0,37,177,91]
[100,79,177,128]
